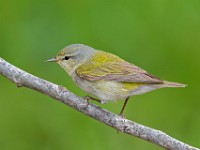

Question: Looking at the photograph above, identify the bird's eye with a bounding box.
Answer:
[64,56,70,60]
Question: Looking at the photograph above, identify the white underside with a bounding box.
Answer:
[72,74,164,104]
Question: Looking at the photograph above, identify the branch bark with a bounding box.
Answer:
[0,57,199,150]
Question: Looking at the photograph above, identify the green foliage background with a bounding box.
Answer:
[0,0,200,149]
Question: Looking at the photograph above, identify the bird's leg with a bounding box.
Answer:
[119,96,130,117]
[116,96,130,133]
[83,96,102,103]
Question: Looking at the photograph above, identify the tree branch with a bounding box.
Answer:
[0,57,199,150]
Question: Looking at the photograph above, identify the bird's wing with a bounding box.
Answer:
[76,61,163,84]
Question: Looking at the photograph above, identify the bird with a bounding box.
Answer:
[47,44,186,115]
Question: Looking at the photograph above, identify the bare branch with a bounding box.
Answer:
[0,57,199,150]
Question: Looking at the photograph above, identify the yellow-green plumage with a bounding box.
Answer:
[47,44,186,105]
[77,51,125,76]
[124,82,142,91]
[75,51,144,101]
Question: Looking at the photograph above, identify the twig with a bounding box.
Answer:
[0,57,199,150]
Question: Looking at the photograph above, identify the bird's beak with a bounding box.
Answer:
[46,57,59,62]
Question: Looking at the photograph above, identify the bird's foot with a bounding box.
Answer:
[118,113,126,119]
[83,96,102,103]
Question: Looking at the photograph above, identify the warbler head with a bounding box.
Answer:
[47,44,96,75]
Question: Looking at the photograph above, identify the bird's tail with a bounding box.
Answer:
[163,81,187,88]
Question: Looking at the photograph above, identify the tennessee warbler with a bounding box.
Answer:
[47,44,186,115]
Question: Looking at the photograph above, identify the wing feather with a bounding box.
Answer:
[76,61,163,84]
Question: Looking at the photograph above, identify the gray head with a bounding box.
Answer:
[47,44,96,75]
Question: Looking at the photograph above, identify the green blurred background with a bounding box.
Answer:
[0,0,200,149]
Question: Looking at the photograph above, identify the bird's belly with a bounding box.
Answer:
[73,75,141,103]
